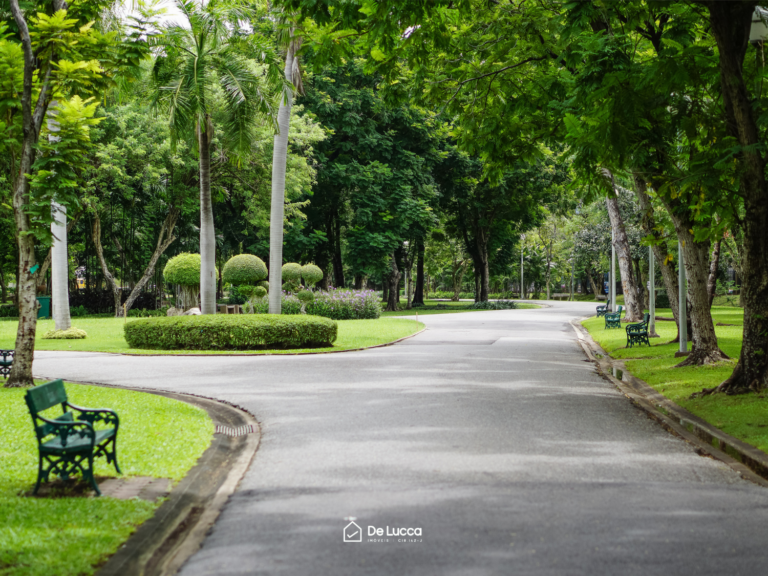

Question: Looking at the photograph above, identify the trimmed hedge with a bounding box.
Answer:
[164,253,202,286]
[42,327,87,339]
[301,264,323,287]
[123,314,338,350]
[282,262,302,285]
[223,254,267,285]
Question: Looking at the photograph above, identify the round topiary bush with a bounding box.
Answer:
[164,253,201,286]
[282,262,302,288]
[223,254,268,286]
[124,315,338,350]
[257,280,269,290]
[297,290,314,303]
[163,253,216,310]
[254,286,267,298]
[301,264,323,288]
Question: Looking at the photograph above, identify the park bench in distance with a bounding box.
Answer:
[604,305,623,329]
[626,313,651,348]
[596,299,611,317]
[25,379,121,496]
[1,350,13,379]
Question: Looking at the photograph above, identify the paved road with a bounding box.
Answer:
[33,302,768,575]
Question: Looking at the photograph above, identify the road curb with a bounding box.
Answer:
[56,384,262,576]
[570,319,768,488]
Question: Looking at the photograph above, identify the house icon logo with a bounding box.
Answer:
[343,521,362,543]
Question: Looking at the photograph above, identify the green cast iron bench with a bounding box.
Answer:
[25,379,121,495]
[626,313,651,348]
[596,299,611,317]
[0,350,13,379]
[604,305,623,329]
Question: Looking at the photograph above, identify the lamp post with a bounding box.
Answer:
[610,229,616,312]
[520,235,525,300]
[649,246,658,337]
[676,240,689,356]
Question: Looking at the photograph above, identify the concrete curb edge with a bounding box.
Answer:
[49,383,263,576]
[570,319,768,489]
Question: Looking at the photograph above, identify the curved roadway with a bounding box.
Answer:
[33,301,768,575]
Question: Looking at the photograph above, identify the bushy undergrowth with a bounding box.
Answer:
[246,288,381,320]
[42,327,87,339]
[469,301,518,310]
[124,314,338,350]
[0,305,18,318]
[428,291,519,300]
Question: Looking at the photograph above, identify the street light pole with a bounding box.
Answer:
[610,229,616,312]
[520,235,525,300]
[649,246,658,337]
[677,240,689,356]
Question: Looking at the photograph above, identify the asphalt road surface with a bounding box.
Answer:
[33,301,768,575]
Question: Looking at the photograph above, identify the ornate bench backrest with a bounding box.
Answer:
[24,379,70,441]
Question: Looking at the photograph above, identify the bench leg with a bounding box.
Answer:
[33,453,46,495]
[86,454,101,496]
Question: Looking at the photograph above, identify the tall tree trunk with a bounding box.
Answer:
[122,208,179,313]
[6,0,55,387]
[655,196,728,366]
[413,240,425,306]
[474,232,490,302]
[698,3,768,392]
[198,115,216,315]
[633,176,684,340]
[269,35,299,313]
[51,201,71,331]
[707,237,721,309]
[0,269,5,304]
[634,257,646,309]
[92,215,122,317]
[604,172,643,321]
[382,280,389,303]
[384,252,401,312]
[332,215,345,288]
[586,265,601,299]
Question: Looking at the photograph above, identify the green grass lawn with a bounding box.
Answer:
[381,299,540,317]
[0,382,213,576]
[582,307,768,453]
[0,317,423,355]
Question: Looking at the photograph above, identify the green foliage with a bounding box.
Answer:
[163,253,201,286]
[297,289,314,303]
[123,314,338,350]
[0,305,18,318]
[27,97,102,244]
[254,286,267,298]
[41,327,87,339]
[222,254,268,285]
[301,263,323,287]
[469,301,517,310]
[282,262,303,284]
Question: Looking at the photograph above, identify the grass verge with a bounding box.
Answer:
[0,382,213,576]
[0,318,423,355]
[582,307,768,454]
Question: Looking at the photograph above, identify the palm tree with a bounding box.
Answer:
[268,22,303,314]
[152,0,282,313]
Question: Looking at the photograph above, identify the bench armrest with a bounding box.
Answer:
[66,403,120,428]
[36,414,95,446]
[626,322,648,332]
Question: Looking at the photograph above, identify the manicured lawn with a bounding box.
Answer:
[0,382,213,576]
[381,299,540,317]
[582,307,768,453]
[0,317,423,355]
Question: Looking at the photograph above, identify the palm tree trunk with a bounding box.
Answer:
[198,115,216,315]
[268,39,296,314]
[51,201,71,330]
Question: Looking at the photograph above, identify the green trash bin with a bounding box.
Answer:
[37,296,51,319]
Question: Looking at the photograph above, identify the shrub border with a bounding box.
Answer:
[119,323,426,357]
